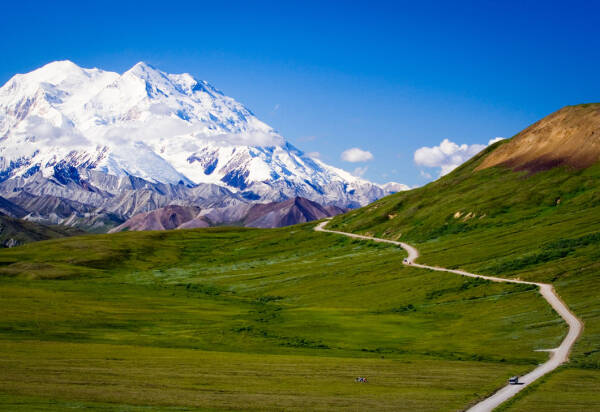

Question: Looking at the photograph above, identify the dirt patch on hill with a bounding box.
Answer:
[477,103,600,173]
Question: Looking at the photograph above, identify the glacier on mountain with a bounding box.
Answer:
[0,60,407,227]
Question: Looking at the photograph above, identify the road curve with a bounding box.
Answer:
[314,220,583,412]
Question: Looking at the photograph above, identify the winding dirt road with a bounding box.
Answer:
[315,220,583,411]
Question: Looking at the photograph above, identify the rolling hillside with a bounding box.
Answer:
[328,103,600,410]
[0,223,564,410]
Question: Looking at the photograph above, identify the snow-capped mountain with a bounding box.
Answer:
[0,61,407,228]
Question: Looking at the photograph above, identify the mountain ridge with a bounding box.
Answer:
[110,196,346,232]
[0,61,406,206]
[0,60,407,229]
[0,194,84,247]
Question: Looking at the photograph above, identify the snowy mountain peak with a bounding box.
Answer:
[14,60,104,89]
[40,59,81,71]
[124,61,169,83]
[0,61,408,208]
[29,60,84,79]
[131,61,154,71]
[123,62,211,97]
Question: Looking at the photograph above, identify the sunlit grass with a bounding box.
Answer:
[329,148,600,410]
[0,223,564,410]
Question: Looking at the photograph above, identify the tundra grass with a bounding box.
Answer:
[0,224,563,410]
[0,340,532,412]
[329,144,600,409]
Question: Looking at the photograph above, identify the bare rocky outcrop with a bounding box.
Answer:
[3,238,18,248]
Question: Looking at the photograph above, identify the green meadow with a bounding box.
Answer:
[0,223,564,410]
[329,141,600,410]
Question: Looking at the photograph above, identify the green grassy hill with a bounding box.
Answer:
[328,104,600,410]
[0,223,565,411]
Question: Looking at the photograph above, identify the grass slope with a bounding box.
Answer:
[328,140,600,410]
[0,214,84,247]
[0,224,564,410]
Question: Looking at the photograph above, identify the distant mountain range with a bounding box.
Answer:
[110,196,346,232]
[0,61,408,231]
[0,195,83,247]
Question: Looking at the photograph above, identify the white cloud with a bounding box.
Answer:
[22,116,91,149]
[148,103,174,116]
[273,104,280,112]
[488,137,505,145]
[202,130,284,147]
[414,139,486,176]
[352,166,368,177]
[93,114,285,149]
[420,170,432,179]
[341,147,374,162]
[382,182,410,192]
[306,151,321,159]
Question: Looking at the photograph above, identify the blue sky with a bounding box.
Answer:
[1,1,598,186]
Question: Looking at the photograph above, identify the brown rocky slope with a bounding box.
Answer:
[477,103,600,172]
[109,205,208,233]
[110,197,346,232]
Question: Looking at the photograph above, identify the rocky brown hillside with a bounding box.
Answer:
[110,197,346,232]
[242,197,346,228]
[109,205,208,232]
[477,103,600,172]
